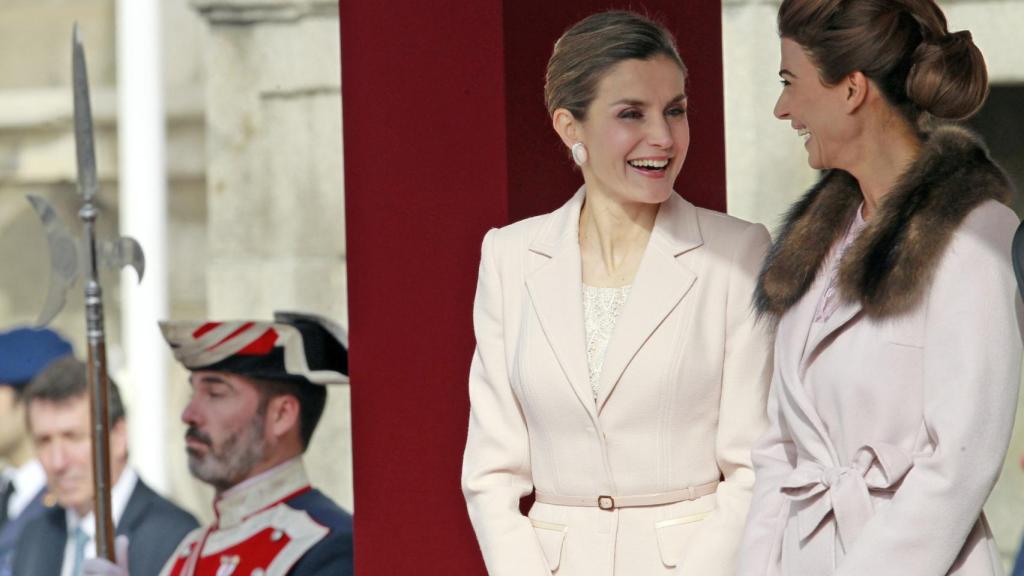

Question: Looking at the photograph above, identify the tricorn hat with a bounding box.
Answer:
[0,327,74,387]
[159,312,348,385]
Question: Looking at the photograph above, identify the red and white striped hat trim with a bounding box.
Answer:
[159,320,347,385]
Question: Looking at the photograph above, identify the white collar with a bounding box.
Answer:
[214,458,309,528]
[64,468,139,537]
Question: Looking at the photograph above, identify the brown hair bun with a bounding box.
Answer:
[907,30,989,120]
[778,0,990,123]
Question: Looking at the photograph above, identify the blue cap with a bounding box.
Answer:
[0,327,74,387]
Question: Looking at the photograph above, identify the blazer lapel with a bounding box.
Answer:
[30,506,67,576]
[526,189,595,417]
[115,481,148,537]
[595,193,700,412]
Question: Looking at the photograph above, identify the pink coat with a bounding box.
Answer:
[738,127,1023,576]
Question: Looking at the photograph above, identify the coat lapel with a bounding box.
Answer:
[525,189,595,417]
[801,249,865,366]
[803,298,862,367]
[595,193,700,412]
[775,273,839,465]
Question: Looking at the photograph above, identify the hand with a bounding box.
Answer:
[82,535,130,576]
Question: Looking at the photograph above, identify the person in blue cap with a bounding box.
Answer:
[0,327,73,576]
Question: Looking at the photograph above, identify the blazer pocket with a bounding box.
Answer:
[530,519,567,572]
[654,511,712,568]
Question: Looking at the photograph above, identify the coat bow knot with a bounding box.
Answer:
[780,443,913,548]
[818,467,847,488]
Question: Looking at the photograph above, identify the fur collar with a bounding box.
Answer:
[755,125,1014,320]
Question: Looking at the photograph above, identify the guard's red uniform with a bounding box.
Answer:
[160,460,334,576]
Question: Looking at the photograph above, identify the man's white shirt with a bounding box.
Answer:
[1,459,46,521]
[59,469,137,576]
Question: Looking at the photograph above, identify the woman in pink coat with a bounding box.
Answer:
[462,11,773,576]
[737,1,1023,575]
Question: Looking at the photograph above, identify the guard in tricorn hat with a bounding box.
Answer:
[84,312,352,576]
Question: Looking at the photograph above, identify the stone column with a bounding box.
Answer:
[188,0,351,512]
[721,0,816,232]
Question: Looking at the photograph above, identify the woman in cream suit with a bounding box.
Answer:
[737,1,1023,575]
[461,11,773,576]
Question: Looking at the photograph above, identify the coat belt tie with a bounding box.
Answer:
[780,443,913,548]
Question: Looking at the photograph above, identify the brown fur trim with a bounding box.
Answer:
[756,125,1013,320]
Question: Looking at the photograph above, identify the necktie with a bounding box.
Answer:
[71,525,89,576]
[0,480,14,526]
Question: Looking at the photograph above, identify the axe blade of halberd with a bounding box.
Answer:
[26,195,81,326]
[98,236,145,282]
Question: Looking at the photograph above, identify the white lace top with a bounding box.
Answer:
[583,284,632,399]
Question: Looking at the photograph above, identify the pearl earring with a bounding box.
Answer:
[571,142,588,166]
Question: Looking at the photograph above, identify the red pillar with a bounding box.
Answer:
[341,2,724,573]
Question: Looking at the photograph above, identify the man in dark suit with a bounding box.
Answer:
[11,357,198,576]
[0,327,74,576]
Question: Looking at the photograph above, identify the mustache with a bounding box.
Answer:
[185,426,213,447]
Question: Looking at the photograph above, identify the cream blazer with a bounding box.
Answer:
[737,201,1024,575]
[461,188,773,576]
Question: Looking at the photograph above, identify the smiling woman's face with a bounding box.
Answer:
[576,55,689,205]
[774,38,852,170]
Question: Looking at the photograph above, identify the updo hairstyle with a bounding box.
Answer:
[778,0,988,121]
[544,11,686,121]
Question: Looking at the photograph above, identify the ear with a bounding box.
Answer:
[552,108,583,149]
[265,395,300,442]
[844,71,869,113]
[10,398,26,427]
[110,419,129,463]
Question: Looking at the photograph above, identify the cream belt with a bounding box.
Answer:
[534,480,718,511]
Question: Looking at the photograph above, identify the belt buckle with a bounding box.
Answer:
[597,495,615,510]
